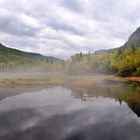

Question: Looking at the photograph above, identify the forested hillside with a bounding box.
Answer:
[69,27,140,76]
[0,43,61,71]
[1,27,140,76]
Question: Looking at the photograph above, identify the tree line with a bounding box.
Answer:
[0,46,140,76]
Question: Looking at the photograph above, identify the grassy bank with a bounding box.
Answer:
[0,72,139,88]
[0,72,108,88]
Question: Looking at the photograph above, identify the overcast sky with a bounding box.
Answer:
[0,0,140,59]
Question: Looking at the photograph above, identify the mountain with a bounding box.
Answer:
[94,48,118,54]
[70,27,140,76]
[0,43,61,71]
[0,43,60,62]
[96,27,140,76]
[128,27,140,45]
[118,27,140,52]
[95,27,140,55]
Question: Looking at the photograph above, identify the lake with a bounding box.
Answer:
[0,84,140,140]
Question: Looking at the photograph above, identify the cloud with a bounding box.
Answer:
[0,0,140,59]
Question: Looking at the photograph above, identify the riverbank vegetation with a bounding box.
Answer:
[0,45,140,76]
[1,27,140,76]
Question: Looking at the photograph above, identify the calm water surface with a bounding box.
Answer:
[0,85,140,140]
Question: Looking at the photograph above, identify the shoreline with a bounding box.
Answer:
[0,72,140,102]
[0,72,139,88]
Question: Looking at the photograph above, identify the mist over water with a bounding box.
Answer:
[0,86,140,140]
[1,0,140,139]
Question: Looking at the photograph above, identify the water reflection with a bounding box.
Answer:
[72,83,140,117]
[0,86,140,140]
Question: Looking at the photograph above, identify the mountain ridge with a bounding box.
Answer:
[69,27,140,76]
[95,27,140,54]
[0,43,60,61]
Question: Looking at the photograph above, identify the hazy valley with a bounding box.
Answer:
[0,2,140,139]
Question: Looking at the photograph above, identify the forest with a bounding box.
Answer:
[0,42,140,76]
[0,27,140,76]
